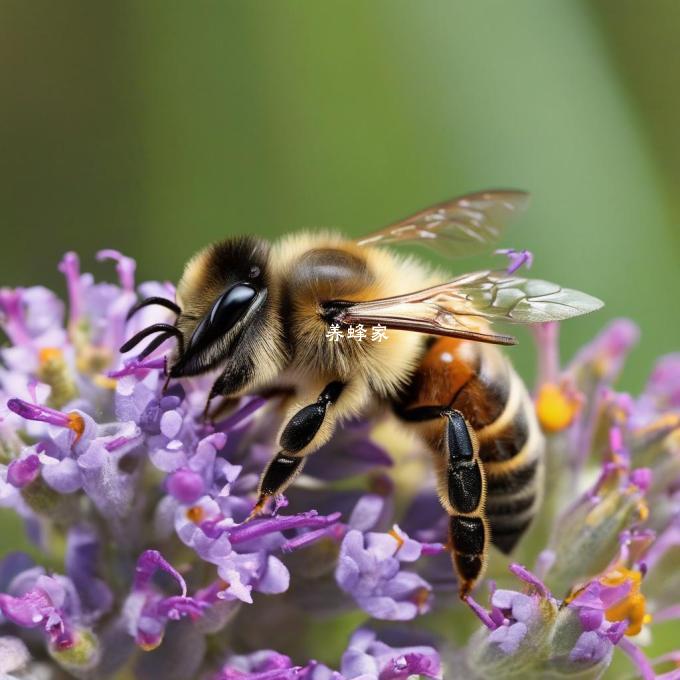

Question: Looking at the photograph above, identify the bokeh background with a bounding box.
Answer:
[1,1,680,675]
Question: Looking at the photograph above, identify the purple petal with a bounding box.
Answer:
[66,525,113,619]
[617,637,656,680]
[488,622,528,655]
[41,456,81,493]
[6,454,40,488]
[134,550,186,597]
[96,249,136,292]
[256,556,289,594]
[578,607,604,632]
[228,511,341,545]
[160,410,183,439]
[569,630,611,664]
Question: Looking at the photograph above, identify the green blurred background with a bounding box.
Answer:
[2,0,679,392]
[1,1,680,674]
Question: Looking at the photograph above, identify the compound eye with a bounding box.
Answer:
[189,283,257,350]
[210,283,257,330]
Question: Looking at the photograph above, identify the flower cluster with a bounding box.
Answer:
[0,251,679,679]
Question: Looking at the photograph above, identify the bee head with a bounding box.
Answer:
[169,236,272,378]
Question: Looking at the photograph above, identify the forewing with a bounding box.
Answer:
[335,271,603,345]
[355,190,529,257]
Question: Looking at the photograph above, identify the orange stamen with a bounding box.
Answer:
[389,528,405,551]
[186,505,204,523]
[412,586,430,610]
[600,566,649,637]
[66,412,85,443]
[38,347,63,365]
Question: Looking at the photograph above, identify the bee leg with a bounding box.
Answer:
[246,452,307,520]
[441,409,489,598]
[204,396,240,424]
[398,405,489,599]
[248,381,347,518]
[278,381,345,453]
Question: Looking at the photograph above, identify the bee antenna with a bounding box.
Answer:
[126,297,181,321]
[136,331,175,360]
[161,371,172,394]
[120,324,184,355]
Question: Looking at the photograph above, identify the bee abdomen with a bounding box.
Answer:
[476,372,544,554]
[486,502,537,554]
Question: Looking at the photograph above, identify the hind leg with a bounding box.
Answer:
[398,405,489,598]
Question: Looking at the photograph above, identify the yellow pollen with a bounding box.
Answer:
[636,499,649,522]
[592,356,610,380]
[93,374,118,390]
[600,566,649,636]
[66,412,85,443]
[536,383,580,433]
[600,566,639,588]
[389,528,405,551]
[38,347,63,365]
[636,414,680,444]
[186,506,204,523]
[610,404,629,424]
[75,345,113,376]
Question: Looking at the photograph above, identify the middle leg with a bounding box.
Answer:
[250,377,369,517]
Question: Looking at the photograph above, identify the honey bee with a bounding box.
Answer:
[122,190,602,598]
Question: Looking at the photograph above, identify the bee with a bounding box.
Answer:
[122,190,602,598]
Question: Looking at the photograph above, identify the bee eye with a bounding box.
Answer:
[209,284,257,329]
[189,283,257,350]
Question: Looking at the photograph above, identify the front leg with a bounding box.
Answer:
[250,379,366,516]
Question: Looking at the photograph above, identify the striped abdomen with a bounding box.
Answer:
[398,336,545,555]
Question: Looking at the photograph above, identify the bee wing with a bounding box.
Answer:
[355,190,530,257]
[335,270,604,346]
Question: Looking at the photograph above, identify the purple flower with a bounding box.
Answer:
[123,550,209,650]
[494,248,533,274]
[335,526,435,620]
[541,426,652,594]
[466,560,660,679]
[214,629,441,680]
[645,353,680,410]
[212,650,309,680]
[565,562,655,677]
[340,628,442,679]
[466,564,554,664]
[0,569,78,650]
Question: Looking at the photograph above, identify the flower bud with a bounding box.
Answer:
[49,627,101,674]
[544,462,649,596]
[466,587,558,677]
